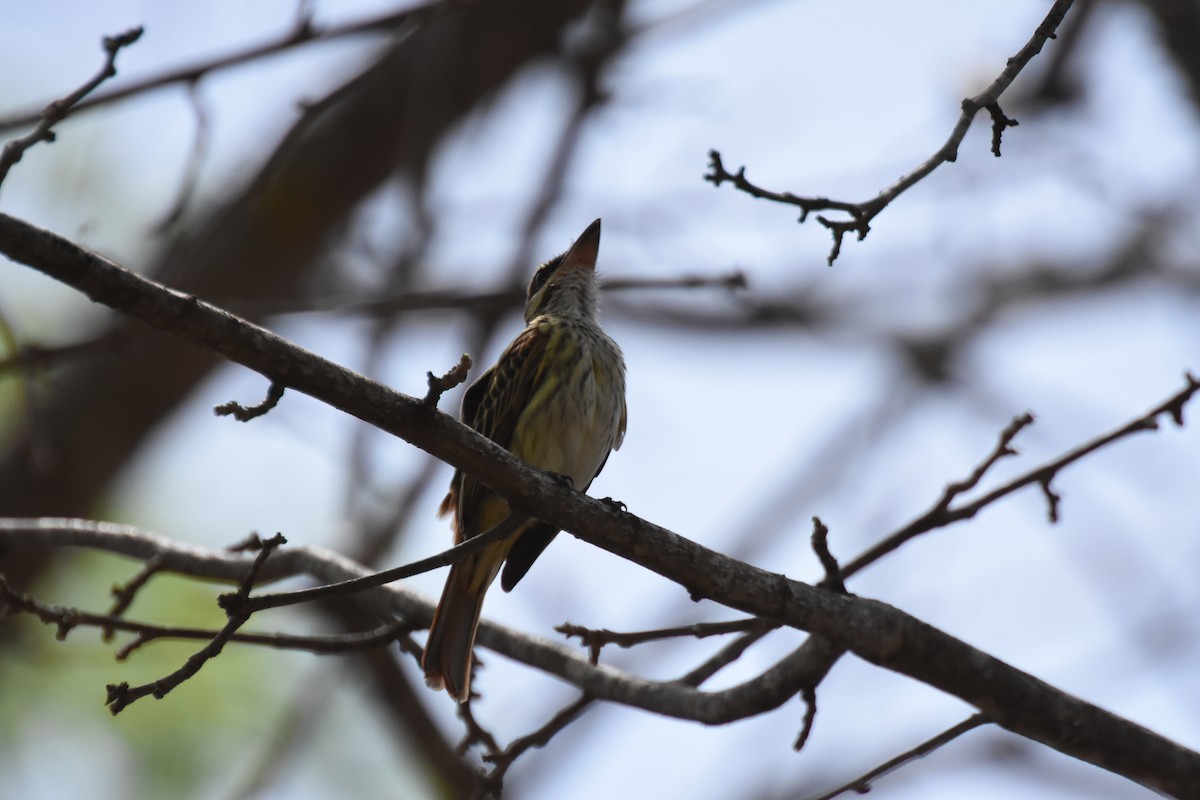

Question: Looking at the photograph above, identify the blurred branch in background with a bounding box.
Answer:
[0,3,447,136]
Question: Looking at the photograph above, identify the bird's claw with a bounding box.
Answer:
[547,472,575,491]
[600,497,627,512]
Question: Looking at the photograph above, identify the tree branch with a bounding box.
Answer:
[0,28,143,189]
[842,382,1197,579]
[233,270,747,319]
[556,617,768,662]
[0,518,841,726]
[705,0,1076,264]
[0,4,448,136]
[482,693,595,795]
[104,532,285,713]
[1,212,1197,794]
[0,572,407,658]
[213,380,286,422]
[224,511,531,616]
[810,715,991,800]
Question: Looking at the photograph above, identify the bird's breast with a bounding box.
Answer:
[512,323,625,488]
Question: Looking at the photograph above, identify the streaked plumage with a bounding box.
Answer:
[422,219,627,702]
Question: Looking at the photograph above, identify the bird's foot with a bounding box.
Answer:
[600,497,627,512]
[547,472,575,491]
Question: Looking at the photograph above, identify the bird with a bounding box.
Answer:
[422,218,627,703]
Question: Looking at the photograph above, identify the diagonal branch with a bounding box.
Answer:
[0,27,143,188]
[810,715,991,800]
[842,381,1198,578]
[223,511,531,616]
[1,213,1198,795]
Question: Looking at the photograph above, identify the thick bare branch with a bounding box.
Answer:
[0,518,843,726]
[1,212,1198,793]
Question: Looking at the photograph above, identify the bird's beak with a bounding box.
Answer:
[562,218,601,271]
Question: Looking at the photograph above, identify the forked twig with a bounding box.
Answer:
[104,533,286,714]
[843,374,1198,578]
[0,28,143,187]
[706,0,1076,263]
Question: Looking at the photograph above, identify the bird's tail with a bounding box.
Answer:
[422,558,492,703]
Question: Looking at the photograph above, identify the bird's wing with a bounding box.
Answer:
[437,360,494,528]
[500,522,557,592]
[455,322,551,540]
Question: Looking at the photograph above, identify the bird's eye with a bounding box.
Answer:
[528,255,563,298]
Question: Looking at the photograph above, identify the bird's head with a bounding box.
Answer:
[524,219,602,323]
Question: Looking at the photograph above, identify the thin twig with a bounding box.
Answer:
[117,619,408,660]
[457,700,502,757]
[0,577,405,657]
[937,412,1034,508]
[556,617,767,664]
[0,27,143,188]
[810,517,844,593]
[213,380,286,421]
[793,686,818,751]
[675,624,778,687]
[706,0,1076,263]
[104,533,286,714]
[155,79,213,231]
[222,512,530,616]
[104,553,165,641]
[607,272,748,292]
[481,694,594,796]
[808,715,990,800]
[234,271,749,318]
[0,4,448,136]
[842,374,1199,578]
[424,354,473,407]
